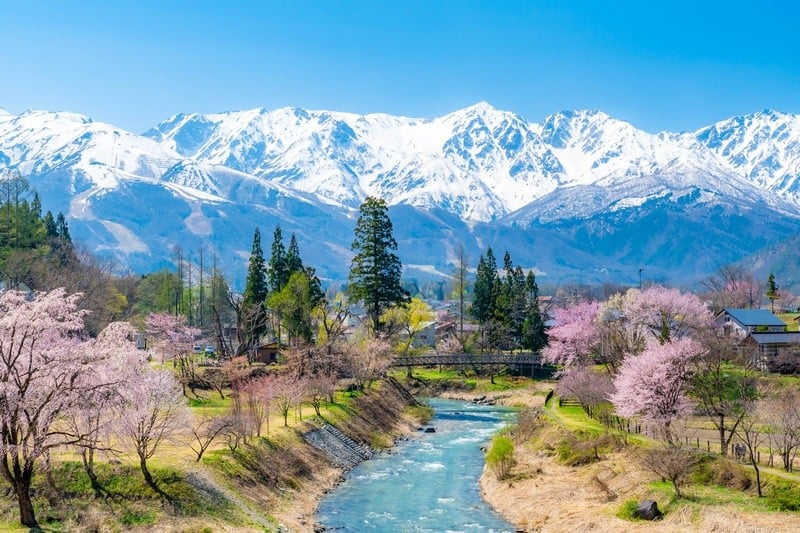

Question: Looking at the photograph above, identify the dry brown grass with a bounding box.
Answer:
[480,437,796,533]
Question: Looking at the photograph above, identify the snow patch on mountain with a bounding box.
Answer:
[97,220,149,254]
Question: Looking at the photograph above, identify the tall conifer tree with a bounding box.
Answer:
[268,225,288,293]
[243,228,268,306]
[347,197,409,333]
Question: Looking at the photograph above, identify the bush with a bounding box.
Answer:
[767,480,800,511]
[555,431,623,466]
[486,435,515,480]
[617,499,640,520]
[509,407,543,443]
[692,456,752,491]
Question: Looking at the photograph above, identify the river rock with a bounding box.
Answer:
[634,500,661,520]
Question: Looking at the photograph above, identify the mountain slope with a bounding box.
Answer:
[1,103,799,290]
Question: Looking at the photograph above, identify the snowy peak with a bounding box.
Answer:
[695,110,800,197]
[0,109,180,187]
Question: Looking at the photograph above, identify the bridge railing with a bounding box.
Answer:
[390,353,542,367]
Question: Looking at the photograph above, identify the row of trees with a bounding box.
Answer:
[545,283,800,496]
[0,289,191,527]
[470,248,548,353]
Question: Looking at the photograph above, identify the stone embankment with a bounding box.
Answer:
[303,424,374,469]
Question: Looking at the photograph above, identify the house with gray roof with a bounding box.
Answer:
[741,332,800,371]
[714,308,787,338]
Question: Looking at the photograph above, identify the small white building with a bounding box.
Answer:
[714,308,787,338]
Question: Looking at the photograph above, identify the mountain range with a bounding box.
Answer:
[0,102,798,291]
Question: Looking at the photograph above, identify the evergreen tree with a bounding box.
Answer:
[243,228,268,306]
[521,270,548,351]
[240,228,269,357]
[305,266,325,307]
[766,273,779,313]
[285,234,304,276]
[267,225,288,293]
[43,211,57,237]
[55,213,71,243]
[471,248,498,324]
[347,197,409,333]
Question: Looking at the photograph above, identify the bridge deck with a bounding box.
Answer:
[390,353,542,367]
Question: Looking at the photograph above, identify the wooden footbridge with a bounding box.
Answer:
[390,353,541,367]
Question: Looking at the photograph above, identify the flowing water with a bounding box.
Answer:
[316,398,516,532]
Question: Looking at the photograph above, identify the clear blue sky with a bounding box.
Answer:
[1,1,798,134]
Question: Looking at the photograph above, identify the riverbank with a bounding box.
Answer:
[480,446,794,532]
[477,390,797,533]
[263,378,427,532]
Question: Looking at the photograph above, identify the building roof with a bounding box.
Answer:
[720,308,786,327]
[748,332,800,345]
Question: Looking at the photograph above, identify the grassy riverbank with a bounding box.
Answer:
[0,378,427,532]
[479,387,800,532]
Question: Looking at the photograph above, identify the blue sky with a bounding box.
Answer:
[1,1,798,134]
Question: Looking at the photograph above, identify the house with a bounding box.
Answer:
[714,308,787,338]
[740,332,800,370]
[254,341,281,365]
[411,320,437,348]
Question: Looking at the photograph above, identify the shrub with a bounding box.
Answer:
[767,480,800,511]
[640,446,698,498]
[556,436,599,466]
[555,431,623,466]
[486,435,515,480]
[692,456,752,491]
[617,499,640,520]
[509,407,543,443]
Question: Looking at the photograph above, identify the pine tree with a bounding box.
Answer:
[285,234,304,275]
[521,270,548,351]
[55,213,71,243]
[267,225,288,293]
[43,211,57,237]
[472,248,498,324]
[347,197,409,333]
[243,228,268,306]
[766,273,779,313]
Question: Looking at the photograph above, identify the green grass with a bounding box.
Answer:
[0,460,247,532]
[187,392,232,416]
[390,366,537,394]
[778,313,799,331]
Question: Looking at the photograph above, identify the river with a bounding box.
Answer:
[316,398,517,532]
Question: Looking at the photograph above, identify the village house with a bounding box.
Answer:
[714,308,787,338]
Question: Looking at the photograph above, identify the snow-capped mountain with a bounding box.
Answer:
[1,103,799,289]
[144,102,567,221]
[694,109,800,200]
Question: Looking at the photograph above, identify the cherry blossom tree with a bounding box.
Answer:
[624,286,712,343]
[346,336,393,392]
[541,300,602,368]
[240,376,274,437]
[305,373,337,416]
[67,321,144,496]
[556,367,614,417]
[611,338,703,444]
[0,289,119,527]
[146,312,200,397]
[116,367,190,495]
[271,373,302,427]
